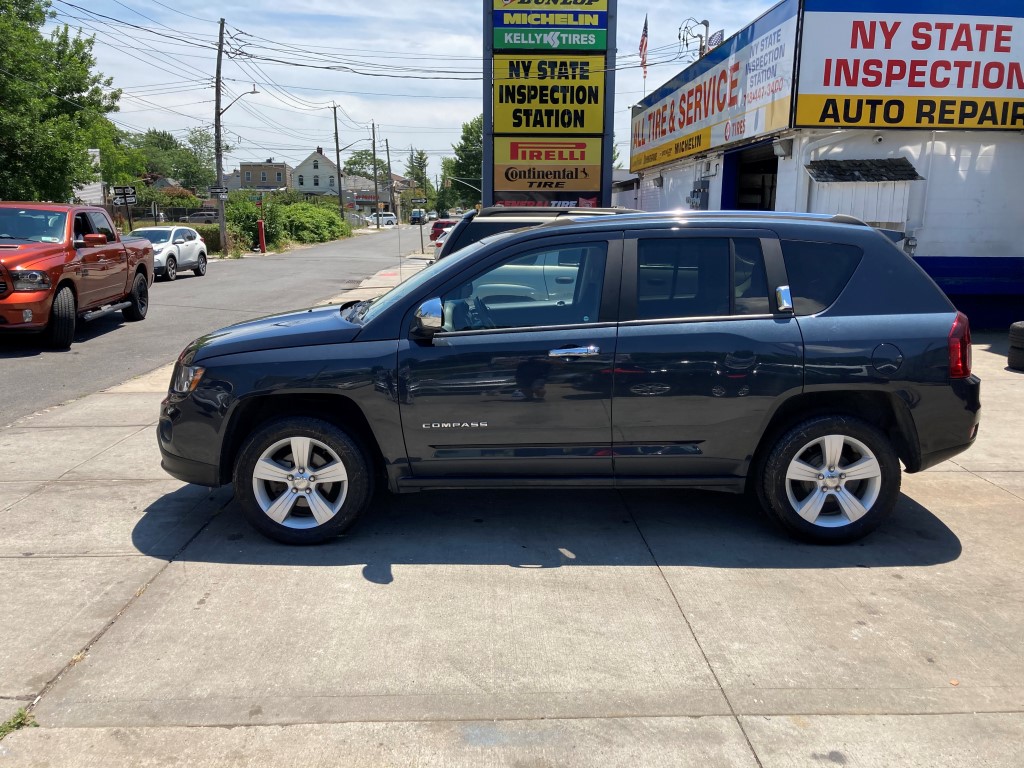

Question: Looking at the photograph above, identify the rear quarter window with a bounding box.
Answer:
[780,239,863,315]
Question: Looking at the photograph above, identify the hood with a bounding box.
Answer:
[191,305,362,362]
[0,242,65,270]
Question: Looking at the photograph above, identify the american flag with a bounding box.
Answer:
[707,29,725,49]
[639,15,649,78]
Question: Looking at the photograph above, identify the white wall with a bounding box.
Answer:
[781,129,1024,259]
[632,152,726,213]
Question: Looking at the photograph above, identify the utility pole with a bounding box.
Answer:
[371,121,380,229]
[214,17,228,254]
[385,138,396,223]
[332,103,345,227]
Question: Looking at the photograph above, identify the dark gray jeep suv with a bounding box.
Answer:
[159,211,980,545]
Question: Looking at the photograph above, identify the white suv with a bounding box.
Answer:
[365,212,397,226]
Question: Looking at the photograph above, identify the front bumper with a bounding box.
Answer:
[0,290,53,331]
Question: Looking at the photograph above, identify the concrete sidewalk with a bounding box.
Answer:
[0,307,1021,765]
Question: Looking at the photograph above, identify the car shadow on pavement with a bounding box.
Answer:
[0,313,133,358]
[132,488,961,584]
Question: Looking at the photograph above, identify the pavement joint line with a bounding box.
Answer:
[24,490,234,717]
[963,468,1024,503]
[616,489,767,768]
[45,425,154,484]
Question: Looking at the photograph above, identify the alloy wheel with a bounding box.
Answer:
[783,433,882,528]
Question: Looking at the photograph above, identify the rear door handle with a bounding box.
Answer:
[549,345,600,358]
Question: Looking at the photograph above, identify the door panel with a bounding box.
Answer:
[613,318,803,476]
[399,327,617,476]
[87,212,127,302]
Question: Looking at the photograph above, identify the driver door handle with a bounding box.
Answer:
[549,345,600,358]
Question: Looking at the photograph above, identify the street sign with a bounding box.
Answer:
[214,193,228,200]
[411,197,427,204]
[112,195,137,206]
[112,185,136,196]
[209,186,228,194]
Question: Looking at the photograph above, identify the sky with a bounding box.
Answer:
[46,0,777,185]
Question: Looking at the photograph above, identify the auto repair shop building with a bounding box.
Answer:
[626,0,1024,326]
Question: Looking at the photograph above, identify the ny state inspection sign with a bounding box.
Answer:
[493,54,605,134]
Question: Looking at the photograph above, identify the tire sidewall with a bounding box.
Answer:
[123,272,148,321]
[195,253,207,276]
[233,417,374,545]
[762,415,901,544]
[165,256,177,281]
[46,286,76,349]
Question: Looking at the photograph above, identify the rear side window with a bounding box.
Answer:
[780,240,863,315]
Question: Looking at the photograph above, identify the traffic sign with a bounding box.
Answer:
[209,186,228,194]
[215,193,228,200]
[112,185,136,196]
[112,195,137,206]
[411,197,427,204]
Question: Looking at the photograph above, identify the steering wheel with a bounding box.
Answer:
[471,296,497,330]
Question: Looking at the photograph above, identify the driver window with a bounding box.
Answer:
[87,212,115,240]
[73,213,95,241]
[441,242,608,332]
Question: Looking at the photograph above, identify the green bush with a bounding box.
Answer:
[193,223,248,257]
[280,203,349,243]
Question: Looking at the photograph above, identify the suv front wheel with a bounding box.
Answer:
[760,416,900,544]
[233,417,374,544]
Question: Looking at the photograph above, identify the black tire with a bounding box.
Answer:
[1009,321,1024,347]
[233,417,374,545]
[45,285,76,350]
[164,255,177,281]
[760,415,901,544]
[1009,345,1024,372]
[194,252,207,277]
[122,271,149,321]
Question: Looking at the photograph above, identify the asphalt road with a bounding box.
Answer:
[0,227,424,427]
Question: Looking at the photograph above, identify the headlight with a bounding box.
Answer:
[10,270,52,291]
[171,363,205,394]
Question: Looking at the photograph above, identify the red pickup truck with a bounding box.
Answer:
[0,203,154,349]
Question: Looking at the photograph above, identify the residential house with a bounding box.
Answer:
[239,158,292,191]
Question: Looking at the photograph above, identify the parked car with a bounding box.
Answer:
[429,219,456,242]
[427,210,438,221]
[410,209,427,225]
[129,226,207,281]
[179,211,219,224]
[158,210,980,546]
[436,206,640,260]
[432,225,455,253]
[0,203,154,349]
[364,212,397,226]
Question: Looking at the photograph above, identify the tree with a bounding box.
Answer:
[403,147,432,195]
[450,114,483,208]
[343,150,388,185]
[433,157,459,215]
[0,0,121,200]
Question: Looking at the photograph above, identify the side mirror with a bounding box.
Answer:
[410,297,443,340]
[173,238,186,245]
[82,233,108,246]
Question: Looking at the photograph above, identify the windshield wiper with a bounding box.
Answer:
[0,235,31,241]
[340,298,374,322]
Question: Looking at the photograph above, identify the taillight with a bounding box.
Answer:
[199,235,205,242]
[948,311,972,378]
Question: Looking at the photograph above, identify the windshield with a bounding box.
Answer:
[130,228,172,244]
[359,239,494,324]
[0,209,67,243]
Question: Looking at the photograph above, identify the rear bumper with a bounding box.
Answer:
[909,375,981,472]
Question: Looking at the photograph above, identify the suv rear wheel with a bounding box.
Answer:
[761,415,900,544]
[233,417,374,544]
